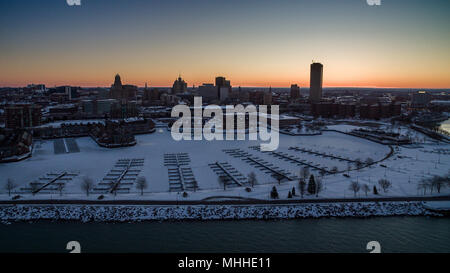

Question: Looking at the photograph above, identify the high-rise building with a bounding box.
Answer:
[81,99,118,117]
[215,76,231,101]
[5,104,42,129]
[248,91,266,105]
[264,88,273,105]
[198,83,218,101]
[172,76,187,94]
[143,87,160,105]
[219,87,230,101]
[309,62,323,103]
[110,101,138,119]
[411,91,431,108]
[110,74,137,101]
[215,76,230,87]
[65,86,72,100]
[290,84,300,100]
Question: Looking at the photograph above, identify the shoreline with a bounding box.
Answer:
[0,201,446,224]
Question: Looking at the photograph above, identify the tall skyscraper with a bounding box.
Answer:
[309,62,323,103]
[411,91,431,108]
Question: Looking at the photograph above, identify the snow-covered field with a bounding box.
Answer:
[0,127,449,201]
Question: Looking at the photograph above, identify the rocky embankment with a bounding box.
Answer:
[0,201,443,224]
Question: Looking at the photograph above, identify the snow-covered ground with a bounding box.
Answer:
[327,123,437,144]
[0,126,449,201]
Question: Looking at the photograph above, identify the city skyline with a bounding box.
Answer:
[1,0,450,88]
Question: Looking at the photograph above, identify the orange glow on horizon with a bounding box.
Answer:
[1,78,449,89]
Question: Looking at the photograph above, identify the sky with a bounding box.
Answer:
[0,0,449,88]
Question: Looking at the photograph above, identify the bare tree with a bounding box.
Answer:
[319,169,326,177]
[300,167,310,182]
[378,179,392,193]
[417,182,428,195]
[81,176,94,197]
[299,179,306,198]
[57,183,65,196]
[315,176,324,197]
[349,181,360,197]
[362,184,370,197]
[430,175,446,194]
[135,176,148,196]
[354,158,363,169]
[193,181,199,192]
[275,174,283,185]
[247,172,257,188]
[5,178,17,196]
[218,176,227,191]
[29,181,39,195]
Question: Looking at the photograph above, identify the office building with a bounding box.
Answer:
[198,83,218,101]
[309,62,323,103]
[290,84,300,100]
[215,76,232,101]
[5,104,42,129]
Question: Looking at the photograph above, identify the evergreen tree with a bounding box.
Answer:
[292,187,296,196]
[288,191,292,198]
[307,175,316,195]
[373,185,378,195]
[270,186,279,199]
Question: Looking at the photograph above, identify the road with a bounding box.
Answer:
[0,195,449,206]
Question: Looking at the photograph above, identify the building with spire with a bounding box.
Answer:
[172,76,187,94]
[110,74,137,101]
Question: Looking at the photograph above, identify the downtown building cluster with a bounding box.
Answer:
[1,62,449,160]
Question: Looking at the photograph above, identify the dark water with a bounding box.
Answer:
[0,217,449,253]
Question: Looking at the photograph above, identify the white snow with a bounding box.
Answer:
[0,125,449,201]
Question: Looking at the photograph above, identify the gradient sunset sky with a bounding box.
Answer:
[1,0,449,88]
